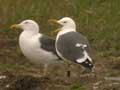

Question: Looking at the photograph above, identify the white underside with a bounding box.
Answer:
[19,31,60,65]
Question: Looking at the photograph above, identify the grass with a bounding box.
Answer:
[0,0,120,57]
[70,83,86,90]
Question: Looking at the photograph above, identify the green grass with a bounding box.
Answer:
[0,0,120,57]
[70,83,86,90]
[0,62,31,70]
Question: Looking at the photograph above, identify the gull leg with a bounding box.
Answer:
[67,63,71,77]
[64,61,71,78]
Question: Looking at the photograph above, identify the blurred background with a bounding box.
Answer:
[0,0,120,90]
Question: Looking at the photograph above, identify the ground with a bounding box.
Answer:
[0,33,120,90]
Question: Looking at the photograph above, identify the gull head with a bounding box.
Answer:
[10,20,39,33]
[50,17,76,30]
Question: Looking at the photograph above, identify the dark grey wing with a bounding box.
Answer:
[40,35,58,56]
[56,31,91,62]
[40,35,62,60]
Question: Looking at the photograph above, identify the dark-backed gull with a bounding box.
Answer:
[50,17,94,71]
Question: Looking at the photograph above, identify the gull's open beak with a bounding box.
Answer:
[10,24,21,30]
[51,28,61,36]
[54,28,60,33]
[49,19,62,36]
[49,19,62,26]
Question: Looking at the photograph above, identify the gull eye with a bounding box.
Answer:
[63,21,67,23]
[24,22,29,24]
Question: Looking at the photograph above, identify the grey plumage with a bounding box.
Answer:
[57,31,90,61]
[56,31,93,69]
[40,35,61,60]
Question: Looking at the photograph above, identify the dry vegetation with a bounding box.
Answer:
[0,0,120,90]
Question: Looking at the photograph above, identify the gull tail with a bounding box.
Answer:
[80,58,94,72]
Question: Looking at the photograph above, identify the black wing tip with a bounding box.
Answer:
[80,59,94,72]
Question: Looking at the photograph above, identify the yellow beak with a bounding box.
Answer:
[54,28,60,33]
[49,19,62,26]
[10,24,20,30]
[51,28,61,36]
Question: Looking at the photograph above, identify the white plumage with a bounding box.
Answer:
[10,20,62,75]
